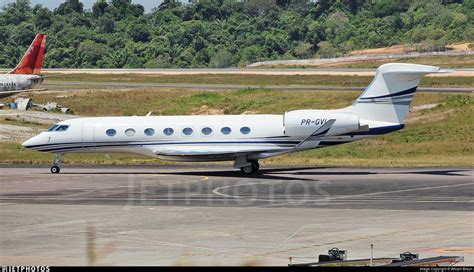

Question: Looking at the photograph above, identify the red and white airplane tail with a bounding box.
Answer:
[9,33,47,75]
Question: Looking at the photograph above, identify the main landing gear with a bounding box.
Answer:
[240,160,260,175]
[50,154,63,174]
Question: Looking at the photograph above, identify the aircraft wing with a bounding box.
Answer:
[154,145,287,157]
[0,88,48,98]
[295,119,336,150]
[38,74,63,79]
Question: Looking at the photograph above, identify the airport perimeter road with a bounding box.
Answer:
[0,68,471,76]
[43,81,474,93]
[1,166,473,266]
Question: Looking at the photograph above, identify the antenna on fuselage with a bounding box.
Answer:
[145,111,152,117]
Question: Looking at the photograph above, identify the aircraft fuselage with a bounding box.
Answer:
[21,113,400,162]
[0,74,42,92]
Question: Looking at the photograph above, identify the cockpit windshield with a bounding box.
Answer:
[47,124,59,131]
[47,124,69,132]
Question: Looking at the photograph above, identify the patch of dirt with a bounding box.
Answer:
[348,44,413,56]
[446,43,472,51]
[365,139,388,146]
[192,105,224,115]
[349,43,471,56]
[0,124,37,142]
[241,110,259,115]
[405,108,454,124]
[0,110,78,125]
[411,104,438,112]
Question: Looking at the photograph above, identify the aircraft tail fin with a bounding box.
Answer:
[9,33,47,75]
[345,63,442,124]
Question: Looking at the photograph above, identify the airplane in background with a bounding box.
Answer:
[0,33,47,98]
[23,63,444,174]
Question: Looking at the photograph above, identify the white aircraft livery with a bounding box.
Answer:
[23,63,443,174]
[0,33,47,98]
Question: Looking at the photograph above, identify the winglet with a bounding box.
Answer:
[295,119,336,149]
[9,33,47,75]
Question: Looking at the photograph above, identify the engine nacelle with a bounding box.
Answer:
[284,110,360,137]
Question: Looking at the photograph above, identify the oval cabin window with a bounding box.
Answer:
[201,127,212,135]
[182,127,193,136]
[240,126,251,135]
[125,128,136,137]
[106,129,116,137]
[144,128,155,136]
[163,128,174,136]
[221,127,231,135]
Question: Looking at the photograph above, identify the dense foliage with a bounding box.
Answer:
[0,0,472,68]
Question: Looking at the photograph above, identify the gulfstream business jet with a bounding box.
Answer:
[23,63,443,174]
[0,33,47,98]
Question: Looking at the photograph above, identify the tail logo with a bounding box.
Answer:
[9,33,46,75]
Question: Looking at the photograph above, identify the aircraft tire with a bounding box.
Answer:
[240,160,259,175]
[50,165,60,174]
[240,165,253,175]
[250,160,260,173]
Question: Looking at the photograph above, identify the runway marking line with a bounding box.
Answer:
[39,230,288,262]
[137,174,171,177]
[212,180,288,200]
[276,225,305,248]
[211,180,474,207]
[266,182,474,207]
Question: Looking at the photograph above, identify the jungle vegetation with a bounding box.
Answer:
[0,0,472,68]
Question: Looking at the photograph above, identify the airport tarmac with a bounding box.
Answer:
[1,165,473,266]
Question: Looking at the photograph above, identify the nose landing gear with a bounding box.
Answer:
[50,154,63,174]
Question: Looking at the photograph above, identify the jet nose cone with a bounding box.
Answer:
[22,139,32,148]
[22,137,37,149]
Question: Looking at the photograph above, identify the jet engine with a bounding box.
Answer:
[284,110,361,137]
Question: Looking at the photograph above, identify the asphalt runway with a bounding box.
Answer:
[1,166,472,210]
[1,165,473,265]
[43,81,474,93]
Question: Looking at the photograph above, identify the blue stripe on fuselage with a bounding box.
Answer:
[343,124,404,136]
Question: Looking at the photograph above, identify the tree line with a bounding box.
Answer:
[0,0,472,68]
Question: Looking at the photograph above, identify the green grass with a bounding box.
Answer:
[9,88,358,116]
[0,117,46,127]
[1,89,472,167]
[43,73,474,88]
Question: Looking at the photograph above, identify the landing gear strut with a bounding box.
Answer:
[240,160,259,175]
[50,154,63,174]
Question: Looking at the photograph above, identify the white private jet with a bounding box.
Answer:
[23,63,443,174]
[0,33,47,98]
